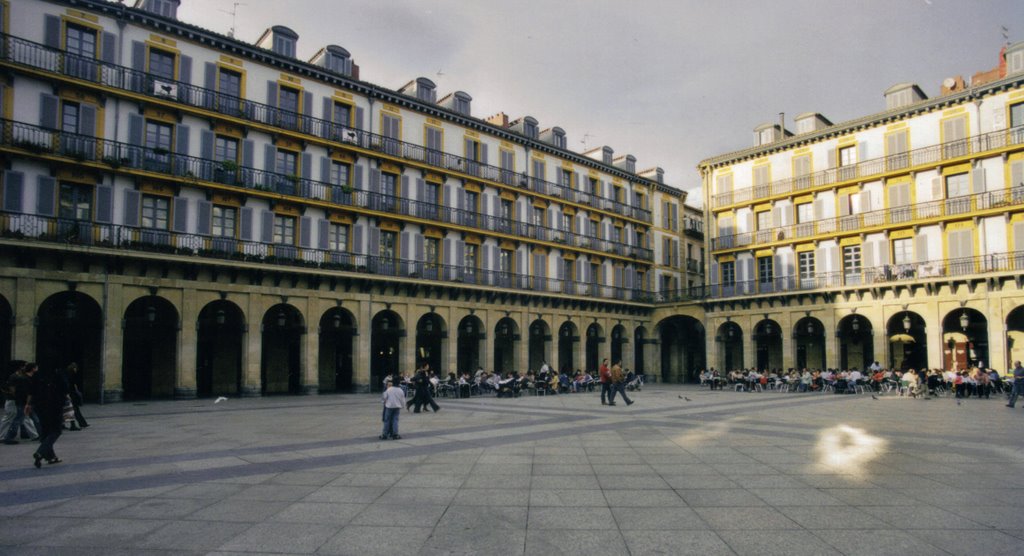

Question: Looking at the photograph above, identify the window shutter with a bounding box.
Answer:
[320,157,331,183]
[353,223,364,254]
[260,210,273,243]
[877,239,890,266]
[301,152,312,180]
[39,94,59,129]
[264,144,276,174]
[300,216,311,247]
[78,104,97,138]
[533,253,546,280]
[34,176,56,217]
[414,233,424,261]
[353,164,363,190]
[197,200,211,235]
[43,15,61,48]
[368,168,380,194]
[123,188,140,227]
[827,148,836,169]
[200,130,214,160]
[971,166,986,194]
[400,231,410,262]
[266,81,278,107]
[930,177,942,200]
[3,171,23,212]
[1014,222,1024,253]
[239,207,253,240]
[302,91,313,117]
[179,55,192,84]
[401,175,409,200]
[368,227,380,257]
[862,241,875,268]
[242,140,254,169]
[444,237,454,266]
[1011,160,1024,189]
[480,143,488,165]
[173,197,189,232]
[175,124,190,155]
[322,97,332,120]
[95,185,112,223]
[131,41,146,71]
[960,229,974,258]
[915,234,928,263]
[857,142,868,165]
[128,113,143,147]
[745,211,754,234]
[204,63,217,90]
[839,194,850,216]
[354,107,364,130]
[317,218,329,250]
[829,245,840,275]
[771,206,781,228]
[743,257,754,286]
[813,198,824,220]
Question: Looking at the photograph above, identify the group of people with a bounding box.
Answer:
[1,361,89,468]
[698,360,1024,401]
[378,358,641,440]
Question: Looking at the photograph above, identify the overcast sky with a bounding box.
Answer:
[180,0,1022,207]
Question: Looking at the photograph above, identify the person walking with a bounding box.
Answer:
[408,364,440,413]
[1006,361,1024,408]
[26,363,69,467]
[607,360,633,406]
[2,362,39,444]
[599,359,611,405]
[380,376,406,440]
[64,363,89,430]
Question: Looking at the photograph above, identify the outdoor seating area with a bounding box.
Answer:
[393,368,644,399]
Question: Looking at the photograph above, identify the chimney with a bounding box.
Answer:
[487,112,510,127]
[939,76,967,96]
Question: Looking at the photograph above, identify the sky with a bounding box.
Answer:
[179,0,1024,207]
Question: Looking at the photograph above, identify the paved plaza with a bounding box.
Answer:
[1,385,1023,555]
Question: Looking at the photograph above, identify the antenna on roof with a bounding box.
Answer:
[220,2,246,38]
[581,132,595,151]
[1002,25,1010,46]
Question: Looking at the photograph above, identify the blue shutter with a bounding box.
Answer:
[264,144,276,179]
[173,197,189,232]
[302,91,313,132]
[239,207,253,240]
[179,55,192,84]
[3,171,24,212]
[321,157,331,183]
[131,41,146,71]
[353,164,363,190]
[317,218,329,250]
[401,175,409,201]
[175,124,190,155]
[261,210,273,243]
[40,94,59,129]
[444,237,454,266]
[266,81,278,107]
[242,139,254,167]
[123,189,140,227]
[197,200,211,235]
[44,15,61,49]
[353,222,364,254]
[322,97,333,120]
[128,113,143,145]
[300,216,311,247]
[203,63,217,109]
[480,143,488,165]
[415,233,424,261]
[368,168,380,194]
[354,107,364,130]
[36,176,56,217]
[79,104,97,137]
[95,185,112,223]
[368,226,380,257]
[101,33,116,64]
[200,130,214,162]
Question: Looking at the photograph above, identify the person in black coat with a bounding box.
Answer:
[407,364,440,413]
[26,364,69,467]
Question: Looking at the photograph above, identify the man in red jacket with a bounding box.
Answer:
[599,358,611,405]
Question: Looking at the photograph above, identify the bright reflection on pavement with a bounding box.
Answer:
[815,424,887,475]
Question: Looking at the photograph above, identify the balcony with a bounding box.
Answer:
[0,33,652,224]
[710,184,1024,251]
[0,210,652,303]
[685,258,701,273]
[1,119,653,262]
[683,217,704,239]
[711,124,1024,209]
[697,251,1024,300]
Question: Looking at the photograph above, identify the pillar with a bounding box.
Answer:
[175,290,198,398]
[101,283,124,403]
[516,311,530,374]
[925,307,942,371]
[12,277,36,362]
[741,316,755,372]
[241,294,262,397]
[705,320,720,372]
[781,312,796,371]
[353,299,371,392]
[302,297,319,395]
[824,313,839,370]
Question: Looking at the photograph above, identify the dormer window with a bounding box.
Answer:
[452,92,470,115]
[258,26,299,58]
[1007,42,1024,75]
[274,35,296,58]
[523,117,538,139]
[552,129,566,149]
[136,0,179,19]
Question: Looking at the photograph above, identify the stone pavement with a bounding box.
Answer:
[1,384,1023,555]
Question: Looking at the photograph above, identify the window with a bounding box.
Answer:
[328,223,349,251]
[329,161,350,187]
[423,182,440,220]
[141,195,169,229]
[148,48,175,80]
[533,207,544,227]
[380,172,398,212]
[381,114,401,139]
[64,24,97,79]
[756,211,771,230]
[211,206,236,238]
[561,213,571,232]
[561,169,572,188]
[499,149,514,183]
[145,120,173,170]
[217,68,242,115]
[332,102,352,126]
[273,215,295,245]
[590,263,600,286]
[721,261,735,286]
[589,220,598,238]
[563,259,574,283]
[838,145,855,167]
[464,243,478,273]
[588,177,599,196]
[465,191,478,213]
[278,86,299,128]
[886,130,909,170]
[893,238,913,266]
[798,251,815,280]
[796,203,813,223]
[843,245,861,279]
[61,102,80,134]
[500,199,512,221]
[499,249,513,273]
[275,149,298,176]
[380,231,396,260]
[1011,102,1024,129]
[942,116,967,158]
[273,35,296,58]
[662,238,672,266]
[59,183,91,220]
[757,256,773,284]
[945,172,969,197]
[425,237,440,268]
[793,155,811,188]
[215,136,239,163]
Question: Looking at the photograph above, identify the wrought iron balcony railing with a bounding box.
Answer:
[662,250,1024,301]
[711,185,1024,250]
[0,210,652,302]
[0,33,653,224]
[712,124,1024,209]
[1,119,653,260]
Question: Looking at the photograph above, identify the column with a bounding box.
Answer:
[353,299,372,392]
[240,294,262,397]
[516,311,530,374]
[175,289,198,398]
[705,320,720,372]
[302,297,320,395]
[622,324,635,376]
[574,321,586,374]
[926,305,943,371]
[101,283,125,403]
[824,313,839,370]
[781,312,796,371]
[741,316,755,372]
[446,308,460,375]
[12,277,37,362]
